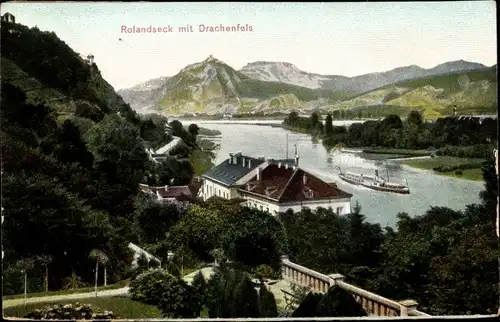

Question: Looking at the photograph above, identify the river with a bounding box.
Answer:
[194,120,484,228]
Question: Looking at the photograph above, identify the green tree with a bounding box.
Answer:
[36,254,53,293]
[169,199,239,262]
[220,208,287,270]
[86,114,149,189]
[315,286,367,317]
[258,285,278,317]
[324,114,334,136]
[157,278,201,318]
[89,249,109,295]
[16,257,36,304]
[232,274,260,317]
[191,271,208,307]
[291,292,323,317]
[188,123,200,136]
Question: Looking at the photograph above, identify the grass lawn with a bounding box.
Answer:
[400,156,485,181]
[361,147,431,156]
[2,296,162,319]
[2,280,129,301]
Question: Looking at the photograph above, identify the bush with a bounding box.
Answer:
[157,278,202,318]
[206,267,260,318]
[315,286,367,317]
[129,268,176,305]
[24,302,117,320]
[292,292,323,317]
[259,285,278,317]
[254,264,278,282]
[191,271,207,307]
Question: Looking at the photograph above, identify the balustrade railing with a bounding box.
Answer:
[281,256,431,317]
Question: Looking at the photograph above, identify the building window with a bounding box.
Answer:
[259,205,263,211]
[274,211,278,215]
[336,207,343,215]
[266,207,269,213]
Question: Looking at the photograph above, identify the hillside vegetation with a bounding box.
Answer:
[0,19,197,295]
[120,56,354,115]
[331,66,497,118]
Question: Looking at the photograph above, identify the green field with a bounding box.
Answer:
[3,296,162,319]
[400,156,485,181]
[2,280,129,301]
[362,148,431,157]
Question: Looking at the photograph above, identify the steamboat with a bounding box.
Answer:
[337,166,410,195]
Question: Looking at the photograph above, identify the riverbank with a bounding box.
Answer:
[397,156,484,182]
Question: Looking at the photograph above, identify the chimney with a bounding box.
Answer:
[257,167,262,180]
[233,155,238,164]
[248,159,252,169]
[164,185,169,191]
[242,157,246,167]
[303,174,307,185]
[294,144,299,166]
[278,162,282,168]
[285,164,289,169]
[229,153,233,164]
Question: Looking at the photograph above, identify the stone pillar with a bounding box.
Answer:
[399,299,418,316]
[328,273,345,287]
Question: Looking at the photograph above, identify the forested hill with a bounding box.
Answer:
[1,19,173,292]
[1,19,142,125]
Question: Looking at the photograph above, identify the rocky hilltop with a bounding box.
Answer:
[118,55,350,115]
[118,58,496,119]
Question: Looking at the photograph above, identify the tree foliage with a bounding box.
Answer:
[284,111,497,158]
[258,285,278,317]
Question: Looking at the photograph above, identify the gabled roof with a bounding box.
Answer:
[202,154,265,186]
[239,164,352,202]
[139,183,194,200]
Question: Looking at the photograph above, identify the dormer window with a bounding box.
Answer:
[265,186,278,196]
[303,187,314,199]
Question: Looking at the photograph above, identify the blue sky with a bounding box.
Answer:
[1,1,497,90]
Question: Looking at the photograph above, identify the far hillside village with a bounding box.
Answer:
[1,10,499,321]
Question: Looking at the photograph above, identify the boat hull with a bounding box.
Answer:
[338,174,362,186]
[360,182,410,194]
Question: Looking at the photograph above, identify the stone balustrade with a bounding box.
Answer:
[280,256,431,317]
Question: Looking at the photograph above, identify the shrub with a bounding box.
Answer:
[254,264,277,282]
[259,285,278,317]
[206,267,260,318]
[315,286,367,317]
[292,292,323,317]
[129,268,176,305]
[157,278,202,318]
[24,302,117,320]
[191,271,207,307]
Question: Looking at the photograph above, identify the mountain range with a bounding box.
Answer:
[118,56,497,118]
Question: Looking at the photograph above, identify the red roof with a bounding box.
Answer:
[139,184,193,200]
[238,164,351,202]
[157,186,192,198]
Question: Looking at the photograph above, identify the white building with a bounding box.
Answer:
[200,152,269,200]
[200,152,352,215]
[1,12,16,23]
